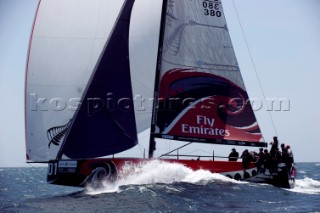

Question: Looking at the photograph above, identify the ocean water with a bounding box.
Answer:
[0,162,319,213]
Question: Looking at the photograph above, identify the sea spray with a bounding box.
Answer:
[289,177,320,195]
[1,164,320,212]
[85,160,243,195]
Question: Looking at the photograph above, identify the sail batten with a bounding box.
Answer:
[151,0,266,149]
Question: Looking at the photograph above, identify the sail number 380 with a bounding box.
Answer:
[203,1,221,17]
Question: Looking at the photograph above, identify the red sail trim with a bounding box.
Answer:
[161,96,262,143]
[24,0,41,161]
[154,69,264,145]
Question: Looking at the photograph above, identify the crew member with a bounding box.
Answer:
[228,148,239,161]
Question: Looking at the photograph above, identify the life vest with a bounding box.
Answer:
[287,148,293,158]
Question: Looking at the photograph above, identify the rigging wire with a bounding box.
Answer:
[158,142,193,158]
[231,0,278,138]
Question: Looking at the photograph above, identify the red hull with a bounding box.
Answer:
[47,157,294,188]
[47,158,256,187]
[111,158,253,174]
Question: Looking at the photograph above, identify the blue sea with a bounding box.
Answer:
[0,162,320,213]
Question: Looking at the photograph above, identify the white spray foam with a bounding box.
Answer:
[289,177,320,195]
[86,161,320,195]
[85,160,242,195]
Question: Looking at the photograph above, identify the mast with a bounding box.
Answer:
[148,0,168,158]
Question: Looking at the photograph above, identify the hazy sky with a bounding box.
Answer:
[0,0,319,167]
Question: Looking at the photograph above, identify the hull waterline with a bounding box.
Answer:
[47,158,295,189]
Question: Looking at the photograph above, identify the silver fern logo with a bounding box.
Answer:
[47,120,72,148]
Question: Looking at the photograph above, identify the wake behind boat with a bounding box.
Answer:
[25,0,295,189]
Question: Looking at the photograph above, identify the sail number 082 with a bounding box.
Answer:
[203,1,221,17]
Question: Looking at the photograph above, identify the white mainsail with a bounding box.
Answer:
[151,0,265,150]
[161,0,244,90]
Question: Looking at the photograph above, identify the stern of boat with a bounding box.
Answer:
[46,158,145,187]
[47,159,118,187]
